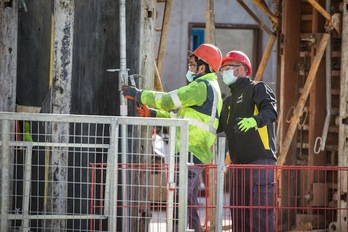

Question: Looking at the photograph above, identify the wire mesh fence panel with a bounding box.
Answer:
[0,113,190,232]
[114,117,189,232]
[0,113,117,232]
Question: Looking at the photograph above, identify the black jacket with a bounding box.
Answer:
[217,77,277,164]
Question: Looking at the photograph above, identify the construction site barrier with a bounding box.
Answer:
[0,112,189,232]
[1,112,347,231]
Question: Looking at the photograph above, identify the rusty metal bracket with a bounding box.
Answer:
[301,34,317,46]
[285,105,308,126]
[285,106,295,124]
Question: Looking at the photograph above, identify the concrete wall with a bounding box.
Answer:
[156,0,277,97]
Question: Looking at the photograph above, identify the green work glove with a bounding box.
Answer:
[24,121,33,142]
[234,117,257,134]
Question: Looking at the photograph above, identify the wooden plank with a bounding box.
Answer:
[156,0,171,77]
[0,2,17,230]
[237,0,274,36]
[16,105,41,113]
[254,34,276,81]
[307,0,331,21]
[252,0,278,24]
[205,0,215,43]
[336,5,348,216]
[17,0,51,107]
[46,1,75,230]
[339,0,348,170]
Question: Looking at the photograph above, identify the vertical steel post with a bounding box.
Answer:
[178,122,188,232]
[22,145,33,232]
[108,118,119,231]
[119,0,128,117]
[119,1,130,231]
[166,126,176,232]
[215,137,226,232]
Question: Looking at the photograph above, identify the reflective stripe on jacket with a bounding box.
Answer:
[140,72,222,164]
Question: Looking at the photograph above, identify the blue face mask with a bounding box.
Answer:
[222,69,239,85]
[186,70,196,82]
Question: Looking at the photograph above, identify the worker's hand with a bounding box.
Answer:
[136,105,156,117]
[121,85,142,102]
[234,117,257,134]
[136,105,149,117]
[24,121,33,142]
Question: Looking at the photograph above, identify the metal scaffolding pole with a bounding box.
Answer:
[118,1,130,232]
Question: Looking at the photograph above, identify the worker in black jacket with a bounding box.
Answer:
[217,50,277,232]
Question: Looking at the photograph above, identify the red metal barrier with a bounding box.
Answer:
[89,163,348,231]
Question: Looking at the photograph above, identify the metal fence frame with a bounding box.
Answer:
[0,112,190,232]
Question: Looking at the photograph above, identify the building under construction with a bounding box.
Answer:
[1,0,348,231]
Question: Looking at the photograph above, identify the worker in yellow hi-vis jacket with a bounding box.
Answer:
[122,43,223,232]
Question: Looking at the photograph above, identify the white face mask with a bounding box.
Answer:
[186,70,196,82]
[222,69,240,85]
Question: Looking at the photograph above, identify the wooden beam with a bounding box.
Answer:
[337,2,348,229]
[205,1,216,230]
[154,61,163,91]
[156,0,172,77]
[16,105,41,113]
[307,0,331,21]
[46,1,75,230]
[254,34,276,81]
[338,0,348,167]
[237,0,274,36]
[205,0,215,43]
[0,0,17,112]
[252,0,278,25]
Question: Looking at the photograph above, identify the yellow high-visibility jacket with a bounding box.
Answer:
[140,72,222,164]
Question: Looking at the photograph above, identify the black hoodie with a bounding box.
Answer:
[217,77,278,164]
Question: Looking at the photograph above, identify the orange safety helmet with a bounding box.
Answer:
[190,43,222,72]
[221,50,252,76]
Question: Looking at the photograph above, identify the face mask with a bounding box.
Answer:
[222,69,239,85]
[186,70,196,82]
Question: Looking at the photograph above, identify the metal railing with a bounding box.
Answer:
[0,112,189,232]
[1,112,348,232]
